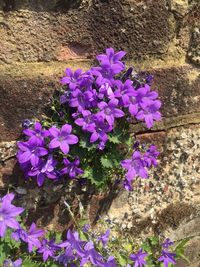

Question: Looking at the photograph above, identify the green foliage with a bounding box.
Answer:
[175,238,190,263]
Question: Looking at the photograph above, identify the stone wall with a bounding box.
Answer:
[0,0,199,266]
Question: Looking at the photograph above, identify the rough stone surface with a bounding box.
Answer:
[0,76,57,141]
[0,0,175,63]
[152,65,200,118]
[188,27,200,66]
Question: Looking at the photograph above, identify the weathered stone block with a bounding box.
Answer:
[0,0,175,63]
[106,124,200,242]
[152,65,200,118]
[0,76,56,141]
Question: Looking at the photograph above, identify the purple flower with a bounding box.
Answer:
[136,99,161,128]
[103,256,117,267]
[88,116,112,145]
[3,259,22,267]
[59,229,85,257]
[12,227,27,242]
[82,224,90,233]
[128,84,159,117]
[22,119,33,129]
[74,110,96,132]
[60,68,82,90]
[61,157,84,178]
[94,48,126,84]
[38,239,60,262]
[0,193,24,237]
[69,88,97,111]
[17,138,48,167]
[98,229,110,246]
[49,124,78,154]
[121,151,148,185]
[162,238,174,249]
[80,241,104,266]
[23,122,49,141]
[56,243,75,267]
[28,155,58,186]
[158,250,176,267]
[98,98,124,126]
[123,180,133,192]
[114,79,134,107]
[144,145,159,168]
[98,83,115,100]
[130,248,148,267]
[13,223,45,252]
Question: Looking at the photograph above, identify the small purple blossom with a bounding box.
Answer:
[13,223,45,252]
[88,116,112,145]
[55,243,75,267]
[114,79,134,107]
[22,119,33,129]
[130,248,148,267]
[104,256,117,267]
[38,239,59,262]
[121,151,148,185]
[136,99,161,128]
[69,88,97,111]
[80,241,104,266]
[60,68,82,90]
[0,193,24,237]
[144,145,159,167]
[3,259,22,267]
[98,229,110,246]
[98,82,115,99]
[98,98,124,126]
[162,238,174,249]
[74,110,96,132]
[17,137,48,167]
[49,124,78,154]
[28,155,58,186]
[23,122,49,141]
[158,250,176,267]
[58,229,85,257]
[94,48,126,85]
[61,157,84,178]
[82,224,90,233]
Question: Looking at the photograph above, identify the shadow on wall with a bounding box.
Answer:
[0,0,82,12]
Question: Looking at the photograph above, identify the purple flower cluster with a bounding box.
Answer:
[121,145,159,191]
[17,48,161,189]
[60,47,161,150]
[0,193,177,267]
[17,122,82,186]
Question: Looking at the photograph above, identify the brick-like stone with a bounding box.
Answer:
[152,65,200,118]
[0,0,175,64]
[0,76,56,141]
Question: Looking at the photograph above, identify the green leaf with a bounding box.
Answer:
[122,243,132,252]
[117,254,127,266]
[22,257,42,267]
[175,238,191,263]
[108,134,121,144]
[141,242,152,254]
[149,236,159,246]
[100,155,113,168]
